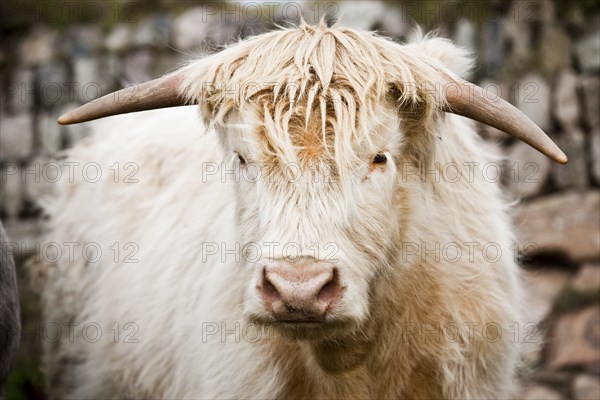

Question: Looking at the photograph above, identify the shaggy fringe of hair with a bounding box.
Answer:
[179,20,458,168]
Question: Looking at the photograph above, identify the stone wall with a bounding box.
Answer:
[0,1,598,398]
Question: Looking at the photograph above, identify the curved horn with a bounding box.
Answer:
[441,74,567,164]
[57,73,187,125]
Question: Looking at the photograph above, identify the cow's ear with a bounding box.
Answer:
[406,35,474,80]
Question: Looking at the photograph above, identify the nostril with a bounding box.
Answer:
[316,267,341,306]
[261,268,280,303]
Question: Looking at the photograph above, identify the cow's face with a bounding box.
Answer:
[219,100,404,340]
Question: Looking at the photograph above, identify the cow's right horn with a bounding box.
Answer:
[58,73,188,125]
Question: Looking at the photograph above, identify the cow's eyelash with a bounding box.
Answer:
[233,152,247,165]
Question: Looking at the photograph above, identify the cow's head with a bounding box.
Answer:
[220,96,404,339]
[58,23,566,340]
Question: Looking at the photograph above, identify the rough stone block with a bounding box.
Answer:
[514,191,600,262]
[1,163,23,220]
[548,306,600,370]
[552,129,588,190]
[0,113,33,160]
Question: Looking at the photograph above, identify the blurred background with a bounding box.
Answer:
[0,0,598,399]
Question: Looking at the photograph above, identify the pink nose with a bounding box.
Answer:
[259,262,342,321]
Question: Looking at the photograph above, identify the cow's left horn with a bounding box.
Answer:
[57,73,187,125]
[441,74,567,164]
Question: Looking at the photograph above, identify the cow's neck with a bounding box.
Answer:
[309,334,374,373]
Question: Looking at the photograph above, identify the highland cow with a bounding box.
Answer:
[35,22,566,399]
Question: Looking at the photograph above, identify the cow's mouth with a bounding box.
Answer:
[248,314,357,340]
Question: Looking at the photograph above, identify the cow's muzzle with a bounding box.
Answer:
[258,261,343,322]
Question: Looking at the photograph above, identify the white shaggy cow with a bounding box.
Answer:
[34,22,566,399]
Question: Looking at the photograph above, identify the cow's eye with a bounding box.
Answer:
[372,153,387,164]
[237,154,246,165]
